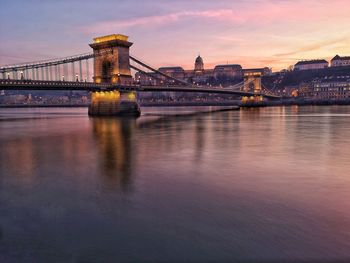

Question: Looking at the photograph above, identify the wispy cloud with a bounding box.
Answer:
[80,9,242,34]
[274,36,350,57]
[80,0,350,34]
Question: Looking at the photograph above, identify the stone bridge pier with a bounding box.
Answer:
[88,34,140,117]
[88,90,140,117]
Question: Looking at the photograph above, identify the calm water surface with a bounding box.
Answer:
[1,106,350,262]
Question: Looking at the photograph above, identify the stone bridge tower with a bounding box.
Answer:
[243,71,262,93]
[88,34,140,117]
[89,34,133,85]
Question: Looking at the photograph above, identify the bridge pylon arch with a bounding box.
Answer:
[89,34,133,85]
[243,71,262,94]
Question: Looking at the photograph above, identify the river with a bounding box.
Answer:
[1,106,350,262]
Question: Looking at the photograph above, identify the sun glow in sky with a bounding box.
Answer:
[0,0,349,71]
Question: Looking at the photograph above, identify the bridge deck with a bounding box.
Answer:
[0,79,280,99]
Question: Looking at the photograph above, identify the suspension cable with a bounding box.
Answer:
[130,55,189,86]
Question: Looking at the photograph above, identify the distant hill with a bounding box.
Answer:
[282,66,350,85]
[263,66,350,90]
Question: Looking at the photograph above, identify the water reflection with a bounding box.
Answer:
[91,117,136,191]
[136,113,214,163]
[1,106,350,261]
[0,138,38,185]
[194,116,205,161]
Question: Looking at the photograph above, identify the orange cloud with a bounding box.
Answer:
[274,36,350,57]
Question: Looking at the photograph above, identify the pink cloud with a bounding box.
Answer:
[80,9,243,34]
[80,0,350,34]
[273,36,350,57]
[77,0,350,71]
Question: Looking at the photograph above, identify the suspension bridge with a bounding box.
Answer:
[0,34,280,116]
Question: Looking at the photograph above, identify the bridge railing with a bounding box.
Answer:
[0,79,111,89]
[0,53,95,82]
[0,53,94,71]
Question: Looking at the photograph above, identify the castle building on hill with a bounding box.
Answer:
[294,59,329,71]
[135,55,271,85]
[331,55,350,67]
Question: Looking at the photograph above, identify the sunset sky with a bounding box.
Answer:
[0,0,349,71]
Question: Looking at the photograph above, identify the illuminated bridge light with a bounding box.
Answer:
[127,92,136,101]
[241,96,247,103]
[91,91,121,104]
[93,34,129,44]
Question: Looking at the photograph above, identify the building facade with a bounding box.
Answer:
[294,59,329,71]
[214,64,243,79]
[299,76,350,99]
[330,55,350,67]
[135,55,271,86]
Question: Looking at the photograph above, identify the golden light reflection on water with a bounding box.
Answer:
[91,117,136,190]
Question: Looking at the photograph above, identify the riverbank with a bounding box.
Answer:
[0,104,88,108]
[140,100,240,107]
[2,99,350,109]
[0,101,240,108]
[240,99,350,108]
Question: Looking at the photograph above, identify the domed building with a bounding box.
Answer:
[135,54,271,86]
[194,55,204,72]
